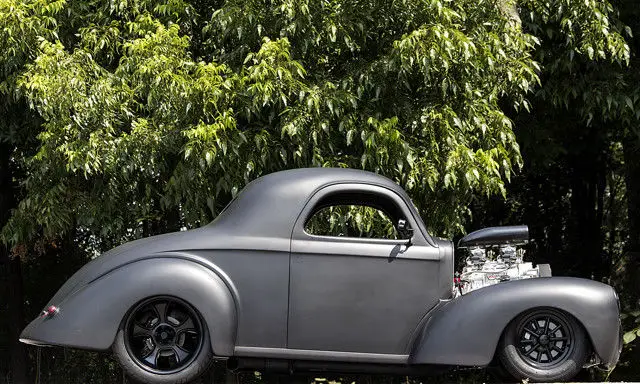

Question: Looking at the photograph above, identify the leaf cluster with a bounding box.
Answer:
[0,0,630,243]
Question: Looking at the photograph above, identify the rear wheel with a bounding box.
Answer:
[113,296,212,384]
[497,308,589,382]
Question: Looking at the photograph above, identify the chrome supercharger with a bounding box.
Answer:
[453,225,551,297]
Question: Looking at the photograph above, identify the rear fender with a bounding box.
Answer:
[20,257,238,355]
[409,277,620,367]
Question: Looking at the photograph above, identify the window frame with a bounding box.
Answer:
[292,183,428,246]
[304,202,401,240]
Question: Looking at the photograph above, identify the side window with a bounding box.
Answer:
[305,205,399,239]
[303,190,412,240]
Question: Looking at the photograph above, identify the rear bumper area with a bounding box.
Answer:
[19,337,54,347]
[19,315,87,350]
[19,317,56,347]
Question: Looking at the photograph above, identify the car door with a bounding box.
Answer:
[288,183,443,355]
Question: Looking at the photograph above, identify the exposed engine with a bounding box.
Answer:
[453,225,551,297]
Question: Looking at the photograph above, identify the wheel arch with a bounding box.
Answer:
[20,257,238,355]
[493,305,593,363]
[408,277,620,367]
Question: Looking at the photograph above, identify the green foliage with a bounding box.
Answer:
[622,310,640,344]
[305,205,398,239]
[520,0,636,127]
[0,0,630,244]
[0,0,63,78]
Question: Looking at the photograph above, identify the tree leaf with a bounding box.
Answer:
[623,331,637,344]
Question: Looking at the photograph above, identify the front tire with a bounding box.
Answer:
[113,296,213,384]
[497,308,589,382]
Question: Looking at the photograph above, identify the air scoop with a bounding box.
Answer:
[458,225,529,247]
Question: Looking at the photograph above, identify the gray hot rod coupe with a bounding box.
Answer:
[20,168,622,383]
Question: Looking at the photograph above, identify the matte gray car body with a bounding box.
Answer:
[20,168,622,370]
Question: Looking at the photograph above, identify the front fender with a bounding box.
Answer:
[409,277,621,367]
[20,257,238,355]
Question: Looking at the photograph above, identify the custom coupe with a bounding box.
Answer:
[20,168,622,383]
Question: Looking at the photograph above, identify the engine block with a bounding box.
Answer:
[454,244,544,297]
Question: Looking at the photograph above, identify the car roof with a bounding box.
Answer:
[250,167,404,193]
[209,168,413,239]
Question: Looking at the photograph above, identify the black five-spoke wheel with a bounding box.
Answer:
[113,296,212,384]
[125,298,203,373]
[498,308,589,383]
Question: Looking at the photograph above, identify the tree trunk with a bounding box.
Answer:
[6,251,27,384]
[623,134,640,304]
[567,151,604,280]
[0,141,28,384]
[595,169,608,278]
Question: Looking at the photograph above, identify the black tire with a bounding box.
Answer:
[113,296,213,384]
[538,264,552,277]
[497,308,589,382]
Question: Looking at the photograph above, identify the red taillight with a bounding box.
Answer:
[41,305,59,318]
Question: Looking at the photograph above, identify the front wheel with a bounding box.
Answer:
[113,296,213,384]
[497,308,589,382]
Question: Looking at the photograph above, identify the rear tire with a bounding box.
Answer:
[497,308,589,382]
[113,296,213,384]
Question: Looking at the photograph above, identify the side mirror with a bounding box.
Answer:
[397,219,414,242]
